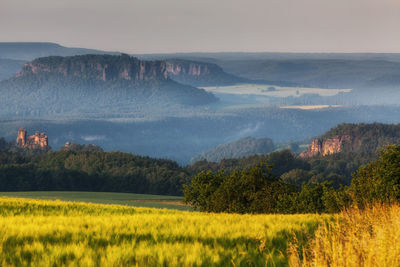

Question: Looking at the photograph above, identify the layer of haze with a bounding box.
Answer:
[0,0,399,53]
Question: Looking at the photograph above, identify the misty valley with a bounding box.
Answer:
[1,43,400,165]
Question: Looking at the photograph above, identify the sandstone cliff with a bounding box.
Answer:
[16,128,48,150]
[300,135,351,158]
[165,59,245,86]
[16,54,168,82]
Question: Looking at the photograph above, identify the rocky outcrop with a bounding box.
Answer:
[300,135,350,158]
[165,59,245,86]
[16,54,169,82]
[166,61,212,77]
[16,128,48,150]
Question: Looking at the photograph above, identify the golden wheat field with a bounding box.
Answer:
[1,197,399,267]
[0,197,325,267]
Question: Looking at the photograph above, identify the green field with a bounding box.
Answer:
[0,191,190,211]
[0,197,325,266]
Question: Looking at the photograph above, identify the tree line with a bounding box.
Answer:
[0,139,189,196]
[184,145,400,213]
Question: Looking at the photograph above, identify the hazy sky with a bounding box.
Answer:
[1,0,399,53]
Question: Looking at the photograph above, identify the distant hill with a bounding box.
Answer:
[191,136,275,163]
[165,59,246,86]
[0,42,117,61]
[0,54,217,117]
[216,59,400,90]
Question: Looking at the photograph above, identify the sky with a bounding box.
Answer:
[0,0,399,54]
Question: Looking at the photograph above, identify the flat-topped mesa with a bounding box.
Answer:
[16,128,48,150]
[300,135,351,158]
[16,54,169,82]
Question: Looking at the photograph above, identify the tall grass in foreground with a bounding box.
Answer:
[0,197,326,266]
[289,204,400,267]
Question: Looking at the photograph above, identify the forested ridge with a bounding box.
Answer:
[0,139,189,195]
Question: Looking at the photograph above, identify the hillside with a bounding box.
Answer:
[191,136,274,163]
[0,54,217,117]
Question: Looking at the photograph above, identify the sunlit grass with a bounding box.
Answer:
[0,191,189,210]
[289,204,400,267]
[0,197,326,266]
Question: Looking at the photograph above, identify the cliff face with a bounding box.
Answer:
[300,135,350,158]
[165,59,245,86]
[166,61,212,77]
[16,54,168,82]
[16,128,48,150]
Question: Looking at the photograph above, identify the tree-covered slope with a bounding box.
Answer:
[191,136,275,163]
[321,122,400,155]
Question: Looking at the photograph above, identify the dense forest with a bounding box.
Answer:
[184,145,400,213]
[0,139,189,195]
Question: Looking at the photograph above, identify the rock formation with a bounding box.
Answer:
[166,61,212,77]
[16,128,48,150]
[16,54,169,82]
[300,135,350,158]
[64,141,71,148]
[165,59,245,86]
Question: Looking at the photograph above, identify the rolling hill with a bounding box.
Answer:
[191,136,275,163]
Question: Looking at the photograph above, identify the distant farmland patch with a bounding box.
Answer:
[201,84,351,98]
[280,105,344,110]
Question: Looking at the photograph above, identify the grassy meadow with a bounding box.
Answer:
[0,197,325,266]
